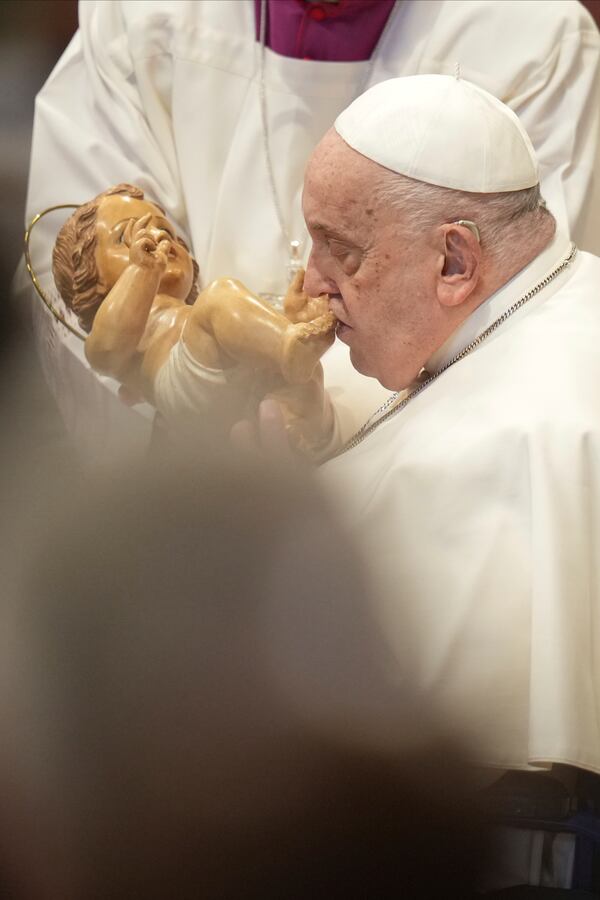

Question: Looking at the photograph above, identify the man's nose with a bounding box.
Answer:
[304,250,337,297]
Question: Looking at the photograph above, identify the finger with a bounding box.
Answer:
[284,269,307,320]
[137,236,157,254]
[118,384,144,406]
[153,229,172,245]
[292,268,305,293]
[258,398,293,458]
[133,236,156,255]
[132,213,152,237]
[230,418,259,455]
[123,218,135,245]
[154,239,170,268]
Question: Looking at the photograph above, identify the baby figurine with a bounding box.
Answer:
[52,184,337,456]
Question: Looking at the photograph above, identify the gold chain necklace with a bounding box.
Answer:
[329,243,578,460]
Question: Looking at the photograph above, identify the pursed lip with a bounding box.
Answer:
[328,295,351,329]
[335,320,353,345]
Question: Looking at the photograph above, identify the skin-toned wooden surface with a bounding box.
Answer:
[69,191,336,455]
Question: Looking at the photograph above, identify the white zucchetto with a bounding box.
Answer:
[334,74,539,193]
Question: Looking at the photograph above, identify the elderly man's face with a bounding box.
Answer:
[303,131,445,391]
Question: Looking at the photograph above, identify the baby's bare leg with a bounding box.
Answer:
[190,278,336,383]
[280,314,336,384]
[188,278,292,368]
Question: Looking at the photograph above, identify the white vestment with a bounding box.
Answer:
[16,0,600,462]
[321,231,600,775]
[154,337,238,421]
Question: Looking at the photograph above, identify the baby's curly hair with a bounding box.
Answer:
[52,183,199,333]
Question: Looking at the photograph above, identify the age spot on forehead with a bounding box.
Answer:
[365,208,374,216]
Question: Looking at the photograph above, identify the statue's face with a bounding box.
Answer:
[95,194,195,300]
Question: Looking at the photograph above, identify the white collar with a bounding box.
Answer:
[425,229,572,376]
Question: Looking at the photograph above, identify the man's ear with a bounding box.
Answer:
[436,224,481,308]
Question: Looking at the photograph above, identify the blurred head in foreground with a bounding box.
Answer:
[0,453,485,899]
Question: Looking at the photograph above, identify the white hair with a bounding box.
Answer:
[373,171,556,268]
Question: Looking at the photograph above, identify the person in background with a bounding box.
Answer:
[0,448,485,899]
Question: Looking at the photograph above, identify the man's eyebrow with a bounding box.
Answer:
[309,222,353,243]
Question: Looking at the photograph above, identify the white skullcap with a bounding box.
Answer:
[334,74,539,193]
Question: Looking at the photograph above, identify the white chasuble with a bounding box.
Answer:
[321,232,600,775]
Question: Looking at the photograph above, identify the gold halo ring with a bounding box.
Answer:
[24,204,87,342]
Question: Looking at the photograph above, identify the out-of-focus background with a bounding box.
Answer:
[1,0,77,289]
[0,0,77,454]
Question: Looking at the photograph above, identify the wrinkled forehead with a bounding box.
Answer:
[305,131,351,192]
[304,129,382,222]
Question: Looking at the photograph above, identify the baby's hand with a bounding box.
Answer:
[129,213,171,274]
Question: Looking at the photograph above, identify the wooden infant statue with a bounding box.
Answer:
[52,184,337,455]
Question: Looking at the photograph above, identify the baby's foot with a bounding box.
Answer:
[284,269,330,324]
[281,312,337,383]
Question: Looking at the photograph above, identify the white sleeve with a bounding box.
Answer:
[510,13,600,254]
[25,1,187,233]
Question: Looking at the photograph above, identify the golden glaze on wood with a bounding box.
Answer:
[52,185,337,456]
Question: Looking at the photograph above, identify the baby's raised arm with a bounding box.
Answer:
[85,215,171,380]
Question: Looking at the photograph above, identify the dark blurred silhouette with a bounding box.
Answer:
[1,0,77,278]
[0,449,486,900]
[1,0,78,458]
[584,0,600,26]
